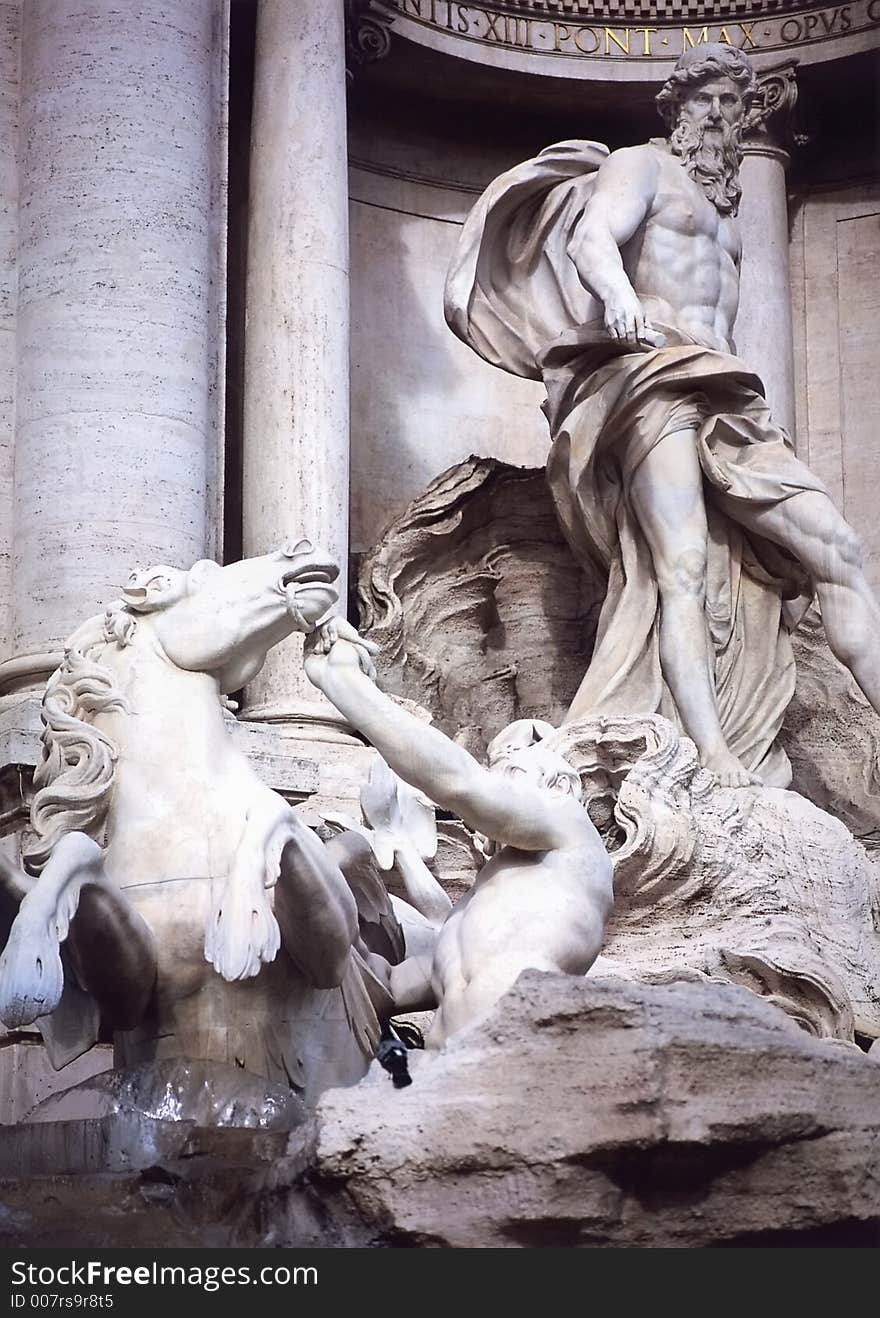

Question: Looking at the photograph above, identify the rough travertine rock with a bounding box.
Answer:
[783,606,880,851]
[303,975,880,1248]
[1,976,878,1247]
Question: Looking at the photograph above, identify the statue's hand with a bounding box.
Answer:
[305,617,380,683]
[604,287,665,350]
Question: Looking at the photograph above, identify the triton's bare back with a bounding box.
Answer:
[446,43,880,790]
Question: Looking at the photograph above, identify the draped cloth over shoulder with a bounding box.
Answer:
[445,140,825,786]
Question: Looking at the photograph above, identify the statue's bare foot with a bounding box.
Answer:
[702,748,761,788]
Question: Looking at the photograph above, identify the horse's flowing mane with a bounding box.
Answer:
[22,603,136,874]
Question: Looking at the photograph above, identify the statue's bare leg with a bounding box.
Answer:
[628,427,758,786]
[717,489,880,711]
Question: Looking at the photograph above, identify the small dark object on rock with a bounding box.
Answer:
[377,1038,412,1088]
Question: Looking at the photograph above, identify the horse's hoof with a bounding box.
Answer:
[204,882,281,982]
[0,922,64,1028]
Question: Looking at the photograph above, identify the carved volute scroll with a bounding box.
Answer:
[743,61,803,149]
[345,0,395,78]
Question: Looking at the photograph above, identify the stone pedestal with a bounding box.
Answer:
[0,0,226,703]
[241,0,351,737]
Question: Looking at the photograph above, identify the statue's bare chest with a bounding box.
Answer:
[649,161,740,262]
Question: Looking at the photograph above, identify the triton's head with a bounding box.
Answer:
[486,719,583,803]
[656,44,759,216]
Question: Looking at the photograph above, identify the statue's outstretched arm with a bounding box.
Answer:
[566,146,663,347]
[305,625,576,853]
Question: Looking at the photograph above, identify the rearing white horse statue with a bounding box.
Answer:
[0,542,392,1098]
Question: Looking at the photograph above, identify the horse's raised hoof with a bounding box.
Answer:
[204,879,281,982]
[0,916,64,1028]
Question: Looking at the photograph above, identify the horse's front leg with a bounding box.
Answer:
[0,832,155,1029]
[65,884,157,1029]
[205,793,359,985]
[204,793,286,981]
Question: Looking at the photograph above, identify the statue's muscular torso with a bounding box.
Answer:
[573,141,743,354]
[621,144,741,351]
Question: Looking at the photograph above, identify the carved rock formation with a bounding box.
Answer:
[307,975,880,1247]
[783,606,880,851]
[357,456,605,758]
[548,715,880,1043]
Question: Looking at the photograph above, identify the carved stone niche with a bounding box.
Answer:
[357,456,880,851]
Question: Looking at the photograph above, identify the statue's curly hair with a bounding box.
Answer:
[655,44,759,129]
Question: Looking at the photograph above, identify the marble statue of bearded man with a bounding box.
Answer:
[445,43,880,788]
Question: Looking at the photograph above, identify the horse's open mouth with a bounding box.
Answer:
[279,564,339,595]
[281,566,339,587]
[279,565,339,625]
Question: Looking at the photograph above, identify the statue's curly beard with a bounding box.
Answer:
[669,114,743,216]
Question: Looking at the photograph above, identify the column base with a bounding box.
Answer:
[0,652,62,701]
[239,696,362,746]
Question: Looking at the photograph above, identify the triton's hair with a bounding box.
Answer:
[655,43,759,129]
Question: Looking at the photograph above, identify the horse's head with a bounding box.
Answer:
[121,540,339,690]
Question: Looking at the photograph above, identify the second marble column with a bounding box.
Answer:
[241,0,351,732]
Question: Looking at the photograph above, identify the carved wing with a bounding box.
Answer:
[324,830,405,966]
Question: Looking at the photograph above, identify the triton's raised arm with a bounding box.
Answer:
[566,145,663,348]
[304,621,587,854]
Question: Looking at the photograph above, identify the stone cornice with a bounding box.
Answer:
[377,0,880,80]
[414,0,850,19]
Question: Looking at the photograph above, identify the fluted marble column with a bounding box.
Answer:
[241,0,351,734]
[735,68,799,440]
[0,0,224,699]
